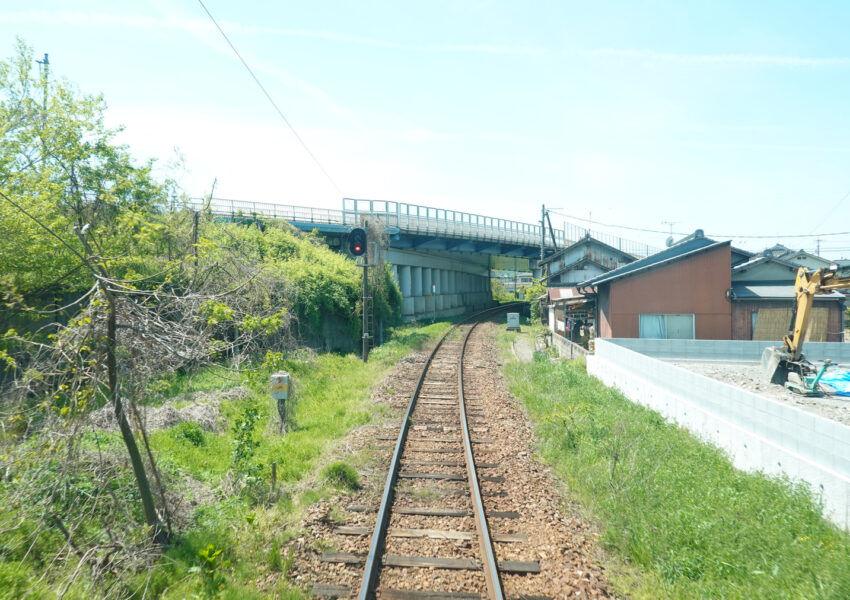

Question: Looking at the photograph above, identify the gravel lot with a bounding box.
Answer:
[671,361,850,427]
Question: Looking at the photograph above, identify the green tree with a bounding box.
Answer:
[0,38,173,303]
[526,277,548,321]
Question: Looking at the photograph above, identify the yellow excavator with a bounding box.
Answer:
[761,265,850,394]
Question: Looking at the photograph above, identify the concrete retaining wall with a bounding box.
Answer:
[551,333,589,360]
[588,338,850,530]
[607,338,850,364]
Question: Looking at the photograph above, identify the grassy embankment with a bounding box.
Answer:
[500,325,850,600]
[1,321,451,600]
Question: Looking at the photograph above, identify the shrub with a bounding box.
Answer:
[321,461,360,491]
[172,421,205,446]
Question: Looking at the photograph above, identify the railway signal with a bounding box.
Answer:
[350,226,370,361]
[349,227,367,256]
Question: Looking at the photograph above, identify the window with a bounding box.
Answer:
[639,314,695,339]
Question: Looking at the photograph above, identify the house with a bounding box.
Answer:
[731,254,845,342]
[578,230,733,339]
[760,244,832,270]
[545,286,594,344]
[576,231,847,341]
[540,234,636,287]
[540,235,636,345]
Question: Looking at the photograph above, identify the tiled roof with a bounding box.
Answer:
[578,235,726,288]
[731,284,845,300]
[547,287,583,301]
[732,255,800,273]
[539,233,636,266]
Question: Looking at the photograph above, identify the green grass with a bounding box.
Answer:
[142,320,452,598]
[500,332,850,599]
[321,461,360,491]
[0,320,451,600]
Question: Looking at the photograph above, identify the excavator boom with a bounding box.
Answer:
[762,266,850,385]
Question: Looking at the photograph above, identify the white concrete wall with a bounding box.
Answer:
[588,338,850,530]
[551,333,588,359]
[607,338,850,364]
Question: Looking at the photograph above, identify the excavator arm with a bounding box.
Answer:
[763,265,850,385]
[782,267,850,360]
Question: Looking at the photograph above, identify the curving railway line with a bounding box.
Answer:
[317,304,545,599]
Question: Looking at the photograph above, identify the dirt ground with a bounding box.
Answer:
[672,361,850,427]
[287,322,615,598]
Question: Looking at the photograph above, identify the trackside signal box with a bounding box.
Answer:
[271,372,290,430]
[270,372,290,400]
[507,313,520,331]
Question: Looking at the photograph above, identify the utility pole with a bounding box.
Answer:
[661,221,678,235]
[362,257,369,361]
[36,53,49,112]
[540,204,546,263]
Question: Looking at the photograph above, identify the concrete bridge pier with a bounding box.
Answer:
[388,250,493,321]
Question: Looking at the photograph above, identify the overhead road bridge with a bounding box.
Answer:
[186,197,657,321]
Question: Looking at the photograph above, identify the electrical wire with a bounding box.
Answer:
[548,209,850,239]
[195,0,344,197]
[809,187,850,233]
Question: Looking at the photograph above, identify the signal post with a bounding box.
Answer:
[348,227,371,362]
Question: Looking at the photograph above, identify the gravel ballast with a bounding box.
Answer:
[288,322,614,598]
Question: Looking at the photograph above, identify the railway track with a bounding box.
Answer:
[316,305,544,599]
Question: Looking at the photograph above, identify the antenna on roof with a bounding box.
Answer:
[665,236,674,247]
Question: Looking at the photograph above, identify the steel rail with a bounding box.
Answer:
[459,316,505,598]
[357,303,520,599]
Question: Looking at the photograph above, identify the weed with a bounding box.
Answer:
[5,320,449,598]
[172,421,206,447]
[190,543,231,598]
[502,349,850,599]
[399,482,447,502]
[267,538,282,572]
[280,547,295,577]
[231,407,260,478]
[328,505,347,524]
[321,461,360,491]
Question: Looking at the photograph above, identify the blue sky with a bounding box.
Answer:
[4,1,850,257]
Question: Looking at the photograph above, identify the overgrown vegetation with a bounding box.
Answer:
[501,331,850,599]
[525,277,547,321]
[490,277,516,303]
[321,461,361,491]
[0,38,410,598]
[1,318,450,598]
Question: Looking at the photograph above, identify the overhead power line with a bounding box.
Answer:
[548,210,850,240]
[809,187,850,234]
[195,0,344,196]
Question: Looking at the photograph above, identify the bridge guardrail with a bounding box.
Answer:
[343,197,560,248]
[186,198,346,224]
[184,197,659,258]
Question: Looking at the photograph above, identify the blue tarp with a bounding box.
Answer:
[818,369,850,396]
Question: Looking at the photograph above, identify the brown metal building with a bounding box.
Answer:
[577,231,846,341]
[578,232,733,339]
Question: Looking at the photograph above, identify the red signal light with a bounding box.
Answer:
[349,228,367,256]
